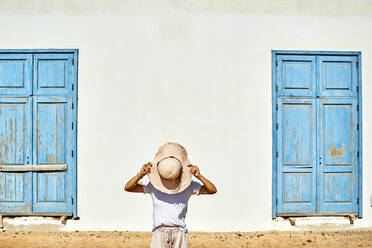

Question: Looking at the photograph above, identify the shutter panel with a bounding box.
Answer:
[33,53,74,96]
[0,98,32,213]
[318,56,358,97]
[277,55,316,97]
[0,54,32,96]
[276,98,317,214]
[32,96,73,214]
[317,98,358,214]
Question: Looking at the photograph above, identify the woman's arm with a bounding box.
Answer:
[124,162,152,193]
[187,164,217,194]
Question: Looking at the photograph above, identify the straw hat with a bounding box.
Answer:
[148,142,192,194]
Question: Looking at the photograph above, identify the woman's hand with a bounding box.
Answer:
[138,162,152,178]
[187,164,201,177]
[187,164,217,194]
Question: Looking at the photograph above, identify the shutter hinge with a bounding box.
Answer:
[356,86,359,92]
[72,59,74,66]
[357,105,359,111]
[72,103,74,110]
[276,85,278,92]
[72,122,74,130]
[72,84,74,91]
[71,196,74,205]
[72,150,74,157]
[357,151,359,157]
[276,104,278,111]
[276,198,278,205]
[276,61,278,67]
[357,197,359,204]
[276,151,278,158]
[356,61,358,68]
[276,123,278,130]
[357,123,359,130]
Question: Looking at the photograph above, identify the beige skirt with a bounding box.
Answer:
[150,226,189,248]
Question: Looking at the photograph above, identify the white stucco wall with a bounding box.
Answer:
[1,0,372,231]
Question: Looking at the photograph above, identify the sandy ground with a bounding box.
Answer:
[0,229,372,248]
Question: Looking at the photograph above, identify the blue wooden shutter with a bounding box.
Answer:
[274,51,361,217]
[277,98,317,214]
[31,52,75,214]
[0,98,32,213]
[0,50,77,217]
[317,98,358,214]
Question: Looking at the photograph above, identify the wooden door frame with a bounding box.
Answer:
[271,50,362,219]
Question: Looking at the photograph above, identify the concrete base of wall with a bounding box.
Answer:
[0,216,369,232]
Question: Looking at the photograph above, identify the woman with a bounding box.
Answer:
[124,142,217,248]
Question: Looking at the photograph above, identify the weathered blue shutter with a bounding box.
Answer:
[317,55,359,214]
[277,98,317,214]
[0,50,77,217]
[31,53,75,214]
[32,98,73,213]
[274,51,360,217]
[0,98,32,213]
